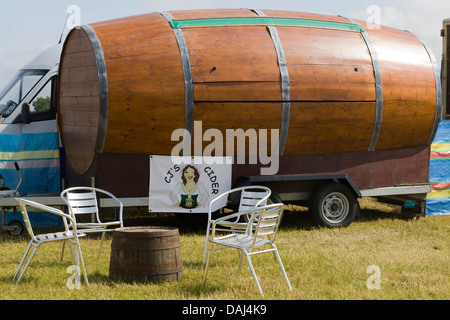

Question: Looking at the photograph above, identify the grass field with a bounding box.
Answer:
[0,197,448,301]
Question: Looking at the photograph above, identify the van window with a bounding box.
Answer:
[0,69,47,117]
[24,76,57,122]
[30,79,52,113]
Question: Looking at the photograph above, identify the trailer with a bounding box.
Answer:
[0,9,443,229]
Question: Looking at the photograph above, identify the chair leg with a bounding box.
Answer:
[75,239,89,285]
[69,239,89,285]
[13,241,33,281]
[272,245,292,290]
[203,225,211,265]
[60,240,66,262]
[97,230,106,260]
[69,240,77,265]
[14,243,39,285]
[244,252,264,297]
[237,251,244,276]
[202,245,213,287]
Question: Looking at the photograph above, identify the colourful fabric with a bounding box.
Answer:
[426,121,450,216]
[0,132,61,227]
[0,132,60,195]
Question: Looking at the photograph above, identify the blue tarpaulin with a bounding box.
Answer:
[425,120,450,216]
[0,132,62,227]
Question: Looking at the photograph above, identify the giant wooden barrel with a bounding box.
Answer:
[109,227,183,284]
[58,9,441,174]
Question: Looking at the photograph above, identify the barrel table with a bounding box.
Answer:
[109,227,183,284]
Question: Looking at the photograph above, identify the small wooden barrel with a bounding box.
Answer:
[109,226,183,284]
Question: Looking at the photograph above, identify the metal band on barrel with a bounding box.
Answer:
[345,18,383,152]
[81,25,108,153]
[252,9,291,156]
[160,12,194,155]
[407,31,443,145]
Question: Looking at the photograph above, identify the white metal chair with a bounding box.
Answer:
[60,187,123,259]
[203,203,292,297]
[14,198,89,285]
[203,186,271,264]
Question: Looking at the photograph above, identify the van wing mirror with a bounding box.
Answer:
[22,103,31,124]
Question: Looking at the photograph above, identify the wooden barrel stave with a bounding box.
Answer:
[109,227,183,284]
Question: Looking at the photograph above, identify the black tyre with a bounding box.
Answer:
[8,220,24,235]
[311,183,358,228]
[268,191,283,205]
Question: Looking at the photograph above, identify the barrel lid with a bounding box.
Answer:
[113,226,180,238]
[58,25,107,174]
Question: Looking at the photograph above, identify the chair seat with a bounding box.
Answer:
[214,234,271,250]
[75,221,121,229]
[35,231,86,242]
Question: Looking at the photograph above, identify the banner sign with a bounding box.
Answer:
[149,156,232,213]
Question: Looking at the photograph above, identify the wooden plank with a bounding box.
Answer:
[59,80,100,98]
[185,26,280,83]
[62,35,95,54]
[375,100,436,149]
[59,111,100,127]
[284,101,375,155]
[279,27,375,102]
[60,51,97,69]
[194,81,282,101]
[59,65,99,83]
[59,96,101,112]
[60,127,98,145]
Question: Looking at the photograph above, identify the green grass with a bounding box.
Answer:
[0,198,448,300]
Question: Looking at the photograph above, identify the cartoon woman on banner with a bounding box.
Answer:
[170,165,209,209]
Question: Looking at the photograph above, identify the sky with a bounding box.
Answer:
[0,0,449,88]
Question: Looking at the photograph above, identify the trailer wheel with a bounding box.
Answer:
[312,183,357,228]
[268,191,283,205]
[8,220,24,236]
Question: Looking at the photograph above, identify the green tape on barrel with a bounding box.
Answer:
[169,17,365,32]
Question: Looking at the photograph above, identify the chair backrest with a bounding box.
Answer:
[250,203,284,244]
[208,185,271,218]
[61,187,99,220]
[238,188,271,212]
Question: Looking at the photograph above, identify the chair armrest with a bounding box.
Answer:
[211,207,262,233]
[15,198,76,229]
[95,188,124,221]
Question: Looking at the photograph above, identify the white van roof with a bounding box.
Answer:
[22,44,62,70]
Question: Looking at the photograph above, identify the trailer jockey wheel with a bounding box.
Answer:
[7,220,24,235]
[8,220,24,235]
[312,183,358,228]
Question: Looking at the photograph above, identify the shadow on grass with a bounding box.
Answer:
[120,204,421,235]
[0,201,422,243]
